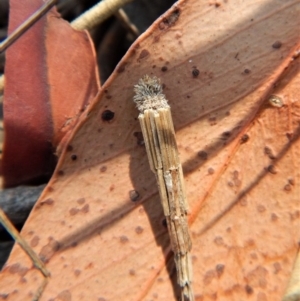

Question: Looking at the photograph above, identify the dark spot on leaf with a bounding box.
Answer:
[257,205,266,212]
[47,186,54,192]
[208,168,215,175]
[267,165,277,174]
[30,236,40,248]
[153,35,160,43]
[192,68,200,78]
[264,146,275,159]
[197,150,208,160]
[100,166,107,172]
[56,290,72,301]
[85,262,94,269]
[71,154,77,161]
[69,208,79,216]
[203,269,216,285]
[66,145,73,152]
[120,235,129,243]
[245,285,253,294]
[240,134,249,143]
[216,264,225,277]
[81,204,89,213]
[235,179,242,187]
[77,198,85,205]
[57,170,64,176]
[159,21,166,30]
[39,237,60,263]
[214,236,224,246]
[138,49,150,60]
[129,190,140,202]
[129,269,135,276]
[116,62,127,73]
[40,198,54,206]
[208,116,217,125]
[284,184,292,191]
[244,69,251,74]
[135,226,144,234]
[222,131,231,138]
[161,66,168,72]
[286,132,293,140]
[290,211,300,221]
[272,41,282,49]
[101,110,115,121]
[273,262,281,274]
[271,213,278,222]
[8,263,28,276]
[0,293,9,299]
[288,178,295,185]
[74,269,81,276]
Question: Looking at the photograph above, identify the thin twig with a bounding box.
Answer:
[0,208,50,278]
[0,0,58,53]
[114,8,139,37]
[71,0,134,31]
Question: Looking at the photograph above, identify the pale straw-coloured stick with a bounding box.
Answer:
[133,75,194,301]
[71,0,134,31]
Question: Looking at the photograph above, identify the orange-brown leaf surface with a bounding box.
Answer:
[0,0,299,300]
[2,0,99,187]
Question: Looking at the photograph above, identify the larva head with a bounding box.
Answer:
[133,75,169,112]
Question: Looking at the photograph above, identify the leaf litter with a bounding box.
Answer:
[0,0,299,300]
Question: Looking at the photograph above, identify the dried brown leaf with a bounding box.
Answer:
[2,0,99,187]
[0,0,299,300]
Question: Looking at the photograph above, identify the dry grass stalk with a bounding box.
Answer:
[71,0,134,31]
